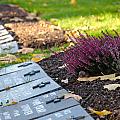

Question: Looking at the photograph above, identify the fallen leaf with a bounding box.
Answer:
[31,54,45,62]
[88,107,112,117]
[11,101,18,105]
[61,79,68,84]
[4,100,18,107]
[18,48,34,54]
[77,73,118,81]
[58,64,66,69]
[104,84,120,90]
[64,93,82,101]
[68,42,75,47]
[31,57,42,62]
[0,54,17,63]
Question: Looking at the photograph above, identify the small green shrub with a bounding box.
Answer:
[60,31,120,76]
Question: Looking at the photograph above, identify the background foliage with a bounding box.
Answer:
[0,0,120,35]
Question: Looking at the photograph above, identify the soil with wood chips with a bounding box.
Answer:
[38,53,120,120]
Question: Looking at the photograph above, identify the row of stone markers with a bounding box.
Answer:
[0,61,94,120]
[0,25,18,54]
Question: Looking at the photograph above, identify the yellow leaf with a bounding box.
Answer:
[88,107,112,117]
[31,57,42,62]
[4,100,18,106]
[31,54,44,62]
[11,101,18,105]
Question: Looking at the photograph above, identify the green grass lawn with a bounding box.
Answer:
[0,0,120,35]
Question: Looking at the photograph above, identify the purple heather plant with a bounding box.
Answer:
[60,31,120,76]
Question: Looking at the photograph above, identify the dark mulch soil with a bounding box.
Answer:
[0,4,39,23]
[38,53,120,120]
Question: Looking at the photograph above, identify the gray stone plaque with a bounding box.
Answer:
[0,61,42,75]
[0,25,4,30]
[0,25,19,54]
[0,41,18,54]
[0,89,82,120]
[0,63,48,91]
[36,105,94,120]
[0,29,9,37]
[0,76,61,104]
[0,34,12,40]
[0,35,14,44]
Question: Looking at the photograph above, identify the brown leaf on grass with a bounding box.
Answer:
[31,54,45,62]
[88,107,112,117]
[0,54,17,63]
[18,47,34,54]
[64,93,82,101]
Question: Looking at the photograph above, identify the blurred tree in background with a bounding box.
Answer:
[70,0,77,6]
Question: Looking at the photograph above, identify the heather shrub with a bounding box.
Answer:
[60,31,120,76]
